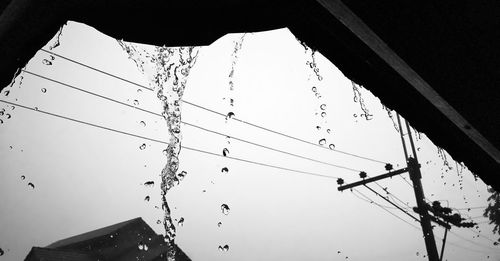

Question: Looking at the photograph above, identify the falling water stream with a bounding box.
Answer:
[118,41,200,260]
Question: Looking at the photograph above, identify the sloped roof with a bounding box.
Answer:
[25,217,192,261]
[24,247,101,261]
[47,217,141,248]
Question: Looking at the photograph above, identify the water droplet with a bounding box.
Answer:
[320,104,326,110]
[21,175,25,180]
[327,129,331,134]
[177,171,187,180]
[144,181,154,187]
[217,222,222,227]
[0,119,3,124]
[312,86,317,92]
[222,148,229,157]
[139,121,146,127]
[157,220,162,224]
[137,89,143,93]
[226,112,235,120]
[318,76,323,81]
[178,217,184,226]
[139,143,146,150]
[353,114,358,118]
[221,204,230,215]
[316,126,321,130]
[319,139,326,145]
[221,167,229,174]
[28,182,35,189]
[42,59,52,65]
[3,90,9,96]
[321,112,327,117]
[144,196,150,201]
[329,144,335,150]
[133,100,139,106]
[218,245,229,252]
[41,88,47,93]
[0,248,3,256]
[6,114,11,119]
[138,242,144,250]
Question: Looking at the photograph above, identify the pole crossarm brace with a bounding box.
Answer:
[338,168,408,191]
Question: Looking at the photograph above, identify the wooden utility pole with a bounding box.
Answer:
[337,114,440,261]
[399,114,439,261]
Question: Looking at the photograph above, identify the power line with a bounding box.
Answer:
[182,121,359,172]
[373,181,413,210]
[0,99,340,180]
[354,188,421,230]
[356,184,500,255]
[363,184,421,223]
[22,70,360,173]
[40,49,154,91]
[448,230,500,251]
[455,206,487,210]
[467,228,498,244]
[39,49,390,165]
[351,188,408,210]
[183,146,340,179]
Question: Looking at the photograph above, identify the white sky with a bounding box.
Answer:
[0,22,499,261]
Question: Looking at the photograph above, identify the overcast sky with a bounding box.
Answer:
[0,22,499,261]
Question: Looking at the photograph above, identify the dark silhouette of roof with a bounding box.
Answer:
[24,247,100,261]
[24,217,191,261]
[47,217,141,249]
[1,0,499,190]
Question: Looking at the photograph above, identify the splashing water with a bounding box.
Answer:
[351,81,373,121]
[178,217,184,226]
[177,170,187,181]
[49,26,64,50]
[228,34,246,92]
[119,41,200,261]
[221,204,230,215]
[144,181,155,187]
[382,105,400,132]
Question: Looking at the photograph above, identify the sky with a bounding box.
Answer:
[0,21,499,261]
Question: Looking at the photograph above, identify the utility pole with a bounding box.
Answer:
[337,113,440,261]
[403,119,440,261]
